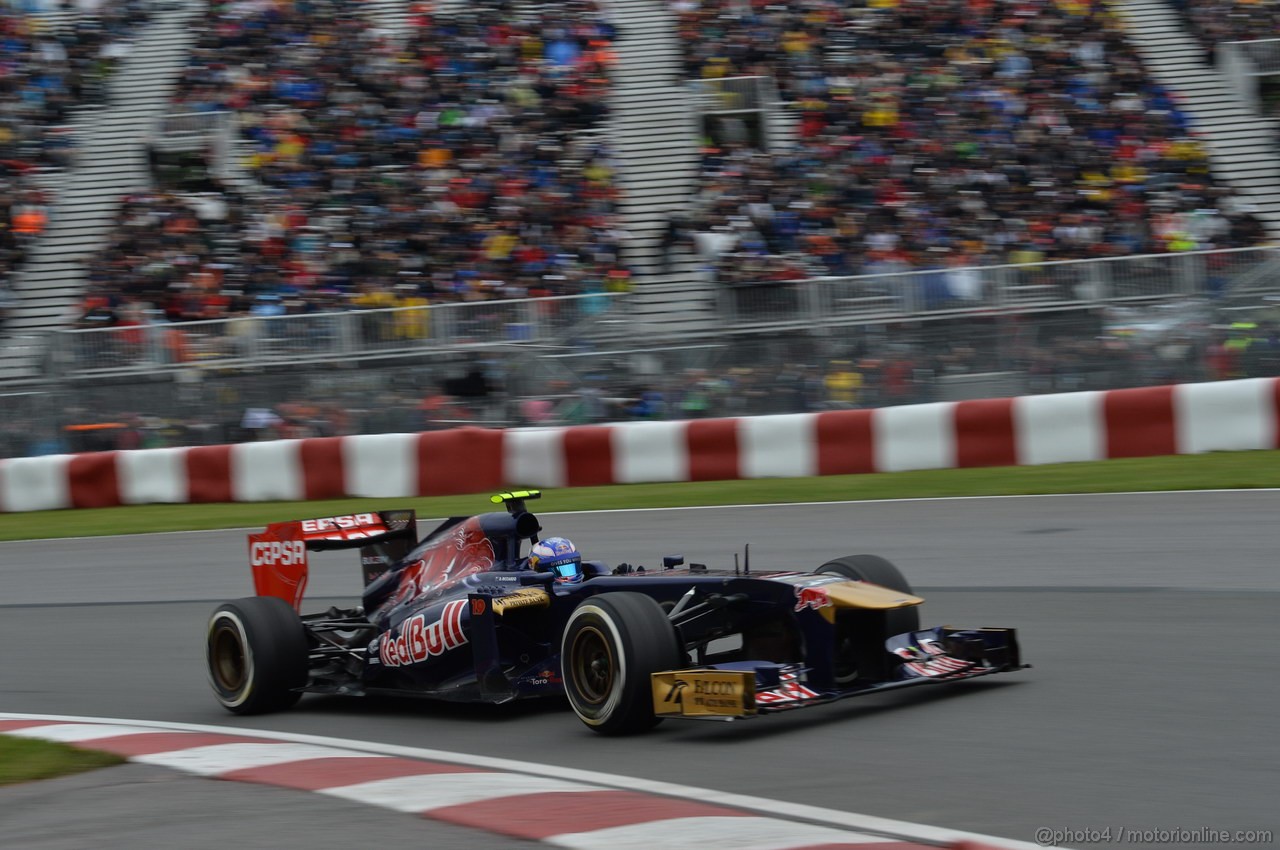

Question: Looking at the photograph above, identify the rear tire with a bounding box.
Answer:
[561,592,684,735]
[207,597,308,715]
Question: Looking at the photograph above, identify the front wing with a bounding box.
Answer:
[652,626,1024,720]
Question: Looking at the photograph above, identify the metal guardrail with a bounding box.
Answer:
[1225,38,1280,75]
[30,247,1280,378]
[151,110,231,152]
[1215,246,1280,293]
[51,292,626,377]
[690,76,770,114]
[720,246,1280,331]
[157,110,230,136]
[1219,39,1280,113]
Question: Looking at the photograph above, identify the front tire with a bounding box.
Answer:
[817,554,920,684]
[207,596,308,715]
[816,554,920,635]
[561,592,683,735]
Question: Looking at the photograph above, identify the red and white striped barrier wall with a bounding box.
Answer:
[2,378,1277,513]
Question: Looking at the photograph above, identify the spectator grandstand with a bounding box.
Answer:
[73,0,630,324]
[1,1,147,167]
[0,0,152,297]
[5,0,1280,458]
[674,0,1268,284]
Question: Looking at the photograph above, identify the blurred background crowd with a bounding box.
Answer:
[675,0,1267,285]
[3,0,1280,460]
[75,0,630,328]
[46,0,1273,328]
[1,0,152,310]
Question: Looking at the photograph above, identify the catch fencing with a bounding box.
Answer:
[52,292,624,378]
[7,249,1279,461]
[3,293,1264,460]
[36,248,1280,379]
[720,246,1280,331]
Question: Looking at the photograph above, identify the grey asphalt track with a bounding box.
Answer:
[4,491,1280,606]
[2,492,1279,848]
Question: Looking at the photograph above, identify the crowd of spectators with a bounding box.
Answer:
[0,178,47,310]
[1,0,152,308]
[2,1,147,169]
[65,0,1280,327]
[77,188,248,326]
[75,0,631,325]
[674,0,1268,289]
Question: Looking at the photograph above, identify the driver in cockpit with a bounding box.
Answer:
[526,537,584,585]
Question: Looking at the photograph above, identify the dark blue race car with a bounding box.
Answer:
[207,491,1025,734]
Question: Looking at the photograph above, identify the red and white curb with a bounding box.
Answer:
[0,714,1034,850]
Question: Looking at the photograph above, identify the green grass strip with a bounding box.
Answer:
[0,737,123,786]
[1,450,1278,542]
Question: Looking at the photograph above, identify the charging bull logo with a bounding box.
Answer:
[378,600,468,667]
[794,586,833,612]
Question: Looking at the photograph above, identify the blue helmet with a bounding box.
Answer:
[530,536,583,584]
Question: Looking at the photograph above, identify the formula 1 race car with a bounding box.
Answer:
[206,492,1025,734]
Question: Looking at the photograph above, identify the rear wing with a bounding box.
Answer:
[248,510,417,610]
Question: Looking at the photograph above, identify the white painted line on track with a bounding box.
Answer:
[0,711,1043,850]
[3,487,1279,544]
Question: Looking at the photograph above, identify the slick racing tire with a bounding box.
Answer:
[561,592,684,736]
[207,597,308,715]
[817,555,920,684]
[816,554,920,635]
